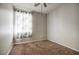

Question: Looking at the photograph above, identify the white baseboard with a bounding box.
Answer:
[15,39,46,44]
[6,43,13,55]
[48,39,79,52]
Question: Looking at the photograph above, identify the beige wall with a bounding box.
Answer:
[0,4,13,54]
[47,4,79,52]
[32,12,47,40]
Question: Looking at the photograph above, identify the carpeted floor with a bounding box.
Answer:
[9,40,79,55]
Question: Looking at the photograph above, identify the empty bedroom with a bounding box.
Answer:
[0,3,79,55]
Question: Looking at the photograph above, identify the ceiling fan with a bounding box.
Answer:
[34,3,47,7]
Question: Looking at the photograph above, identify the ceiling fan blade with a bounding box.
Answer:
[43,3,47,7]
[34,3,40,7]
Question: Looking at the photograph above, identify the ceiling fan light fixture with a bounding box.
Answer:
[34,3,47,7]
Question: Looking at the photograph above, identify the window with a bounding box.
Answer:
[14,10,32,39]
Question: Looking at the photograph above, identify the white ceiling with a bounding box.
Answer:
[12,3,62,14]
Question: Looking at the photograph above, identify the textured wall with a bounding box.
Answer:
[0,4,13,54]
[32,12,47,40]
[47,4,79,52]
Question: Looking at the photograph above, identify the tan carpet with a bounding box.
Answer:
[9,40,79,55]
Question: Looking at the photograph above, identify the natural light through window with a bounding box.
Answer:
[14,10,32,39]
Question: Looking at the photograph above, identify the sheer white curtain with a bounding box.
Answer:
[14,10,32,39]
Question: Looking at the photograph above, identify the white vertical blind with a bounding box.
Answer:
[14,10,32,39]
